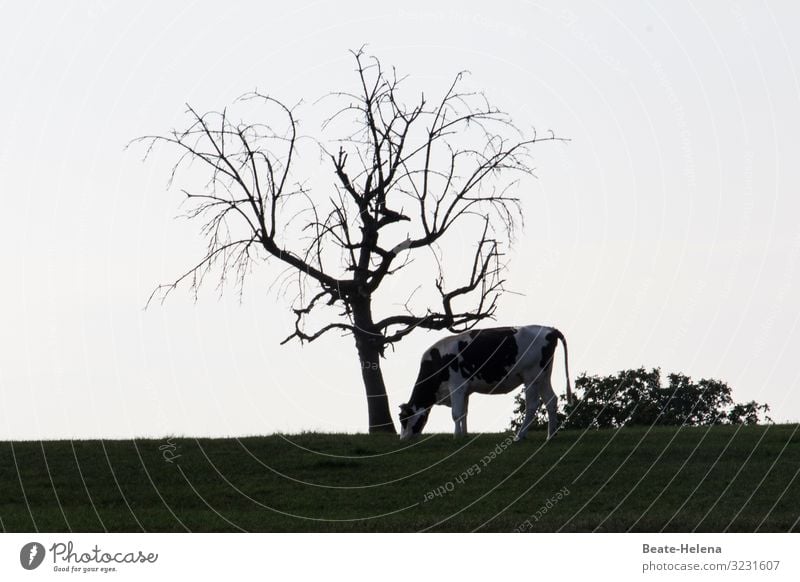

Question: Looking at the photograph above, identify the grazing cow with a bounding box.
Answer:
[399,325,572,441]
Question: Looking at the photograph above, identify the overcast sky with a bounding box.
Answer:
[1,0,798,439]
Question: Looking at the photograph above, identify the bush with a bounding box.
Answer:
[509,367,772,432]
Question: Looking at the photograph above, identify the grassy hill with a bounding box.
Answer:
[1,424,798,532]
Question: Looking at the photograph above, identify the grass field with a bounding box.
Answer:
[1,424,798,532]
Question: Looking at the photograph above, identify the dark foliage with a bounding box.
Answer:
[509,367,772,432]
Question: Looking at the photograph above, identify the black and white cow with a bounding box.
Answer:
[399,325,572,441]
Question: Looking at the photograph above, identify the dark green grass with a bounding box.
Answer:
[1,425,798,532]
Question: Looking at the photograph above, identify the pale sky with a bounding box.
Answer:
[1,0,799,439]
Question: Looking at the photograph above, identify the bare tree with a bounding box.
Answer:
[135,49,560,433]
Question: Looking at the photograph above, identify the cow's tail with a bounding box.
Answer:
[554,329,573,404]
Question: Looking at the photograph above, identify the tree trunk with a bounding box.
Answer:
[352,300,397,434]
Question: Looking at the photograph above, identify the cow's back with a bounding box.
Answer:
[425,326,523,394]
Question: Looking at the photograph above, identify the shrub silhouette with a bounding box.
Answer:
[509,367,771,432]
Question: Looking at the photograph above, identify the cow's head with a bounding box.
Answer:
[399,403,430,440]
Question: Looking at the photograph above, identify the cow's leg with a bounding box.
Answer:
[540,377,559,439]
[514,381,542,442]
[451,388,468,437]
[461,394,469,435]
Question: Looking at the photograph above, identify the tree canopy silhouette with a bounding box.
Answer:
[510,367,772,432]
[136,49,561,433]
